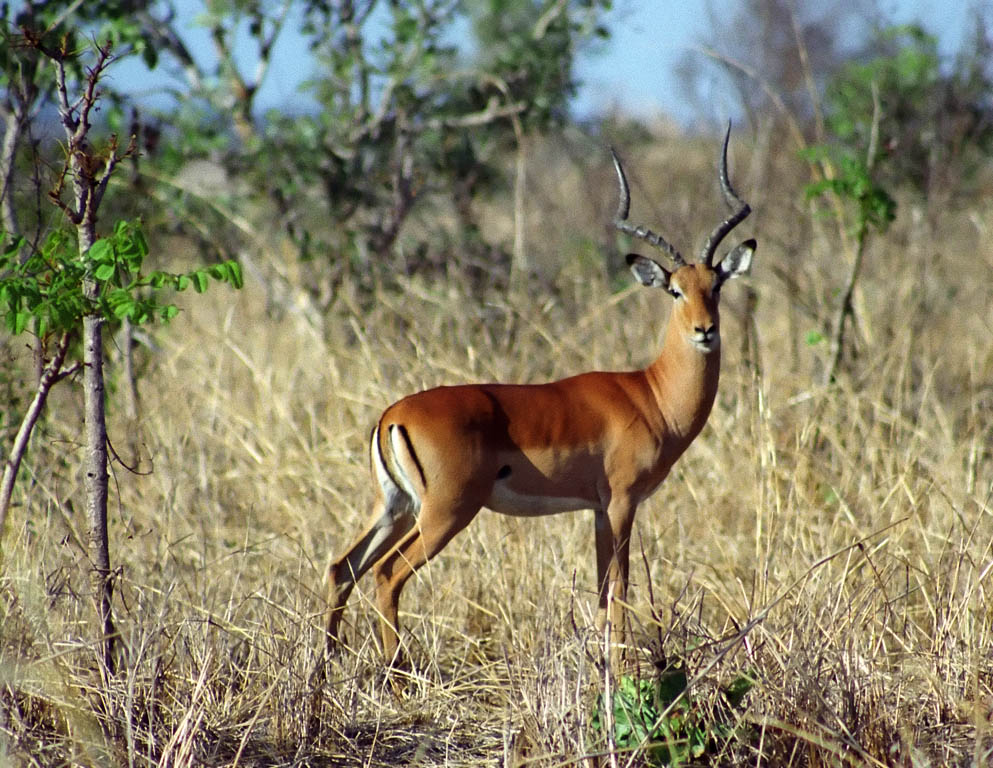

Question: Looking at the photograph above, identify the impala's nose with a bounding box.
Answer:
[692,324,718,351]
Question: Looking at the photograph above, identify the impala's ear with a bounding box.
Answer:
[716,238,756,282]
[627,254,671,289]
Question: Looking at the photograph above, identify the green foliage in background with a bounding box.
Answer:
[823,22,993,196]
[468,0,610,130]
[118,0,614,301]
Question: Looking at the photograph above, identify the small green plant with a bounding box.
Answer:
[802,146,896,244]
[821,23,993,196]
[591,665,754,765]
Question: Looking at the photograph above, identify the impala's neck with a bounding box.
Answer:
[645,321,721,444]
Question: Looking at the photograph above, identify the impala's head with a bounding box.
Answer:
[611,124,756,354]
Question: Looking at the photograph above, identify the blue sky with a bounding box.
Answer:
[573,0,976,125]
[120,0,980,128]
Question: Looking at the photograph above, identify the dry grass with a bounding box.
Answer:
[2,129,992,766]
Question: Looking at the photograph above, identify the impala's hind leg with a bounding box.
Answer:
[371,494,485,663]
[326,492,415,656]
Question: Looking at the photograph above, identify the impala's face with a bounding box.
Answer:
[669,264,721,353]
[627,238,755,355]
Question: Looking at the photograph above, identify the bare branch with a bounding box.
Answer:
[695,45,807,153]
[54,361,83,383]
[1,104,24,237]
[43,0,86,33]
[866,80,881,172]
[424,98,527,130]
[133,8,205,93]
[533,0,569,40]
[52,53,74,130]
[253,0,294,89]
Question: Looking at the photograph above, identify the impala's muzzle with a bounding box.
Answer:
[692,325,719,352]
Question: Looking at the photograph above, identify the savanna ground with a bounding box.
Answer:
[2,127,992,766]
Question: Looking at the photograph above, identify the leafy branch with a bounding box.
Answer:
[804,80,895,385]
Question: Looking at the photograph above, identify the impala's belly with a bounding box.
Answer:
[484,483,591,517]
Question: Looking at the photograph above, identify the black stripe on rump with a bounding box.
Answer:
[393,424,427,491]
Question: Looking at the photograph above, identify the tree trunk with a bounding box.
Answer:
[0,104,23,237]
[49,34,121,682]
[83,305,116,676]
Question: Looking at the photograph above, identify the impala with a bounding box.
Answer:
[325,125,756,664]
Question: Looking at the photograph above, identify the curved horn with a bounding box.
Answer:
[700,122,751,267]
[610,147,686,267]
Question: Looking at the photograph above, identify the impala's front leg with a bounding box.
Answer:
[594,500,636,668]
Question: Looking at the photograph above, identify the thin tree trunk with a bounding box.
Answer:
[0,104,22,238]
[823,81,881,386]
[0,332,72,537]
[823,227,866,386]
[51,45,120,678]
[83,311,115,675]
[80,244,116,675]
[510,120,527,290]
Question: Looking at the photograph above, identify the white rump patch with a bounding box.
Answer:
[372,426,401,504]
[388,424,422,504]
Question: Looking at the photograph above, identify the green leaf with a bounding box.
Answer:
[656,666,688,705]
[94,263,117,281]
[723,672,755,707]
[112,296,136,319]
[191,270,209,293]
[12,310,29,335]
[1,235,25,268]
[88,238,114,264]
[141,40,159,69]
[145,271,173,289]
[225,260,244,289]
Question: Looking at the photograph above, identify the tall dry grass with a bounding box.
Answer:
[1,128,992,766]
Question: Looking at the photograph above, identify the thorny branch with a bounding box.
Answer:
[43,38,136,237]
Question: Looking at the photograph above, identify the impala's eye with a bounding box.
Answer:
[668,286,683,299]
